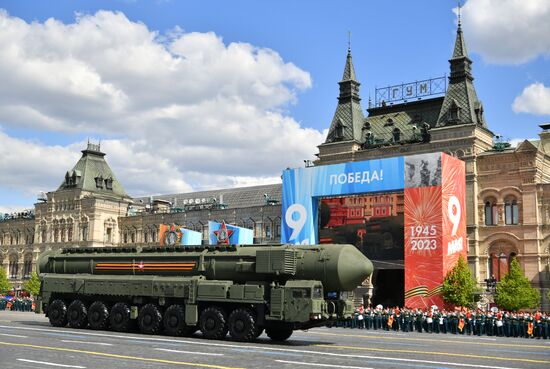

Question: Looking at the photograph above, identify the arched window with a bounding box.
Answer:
[504,198,519,225]
[488,245,517,281]
[23,255,33,279]
[484,200,498,225]
[80,217,89,241]
[9,254,18,279]
[67,219,73,242]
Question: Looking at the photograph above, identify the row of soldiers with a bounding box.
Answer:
[333,306,550,339]
[0,296,35,312]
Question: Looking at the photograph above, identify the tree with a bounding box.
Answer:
[495,258,540,311]
[22,271,41,297]
[442,255,477,307]
[0,266,12,295]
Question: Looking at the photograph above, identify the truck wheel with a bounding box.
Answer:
[48,299,68,327]
[199,306,228,340]
[266,326,293,341]
[110,302,132,332]
[67,300,88,329]
[228,308,257,342]
[164,304,191,336]
[88,301,110,330]
[138,303,163,335]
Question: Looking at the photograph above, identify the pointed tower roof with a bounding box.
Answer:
[436,19,488,129]
[452,16,468,59]
[342,48,357,81]
[324,48,365,143]
[58,142,130,199]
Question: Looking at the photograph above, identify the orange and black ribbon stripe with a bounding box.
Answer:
[95,262,196,271]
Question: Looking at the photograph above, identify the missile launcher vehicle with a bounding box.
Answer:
[35,243,373,342]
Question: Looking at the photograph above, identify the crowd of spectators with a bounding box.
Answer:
[332,305,550,339]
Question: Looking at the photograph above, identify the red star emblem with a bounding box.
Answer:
[137,261,144,271]
[213,221,233,245]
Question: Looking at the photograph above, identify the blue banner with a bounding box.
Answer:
[281,157,404,244]
[179,227,202,246]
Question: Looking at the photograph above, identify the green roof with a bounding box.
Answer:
[58,143,129,199]
[363,97,443,145]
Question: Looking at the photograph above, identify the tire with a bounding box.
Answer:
[110,302,133,332]
[67,300,88,329]
[228,308,257,342]
[266,326,293,341]
[199,306,228,340]
[88,301,110,330]
[48,299,68,327]
[164,304,185,336]
[138,303,163,335]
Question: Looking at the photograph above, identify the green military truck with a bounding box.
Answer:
[36,243,372,342]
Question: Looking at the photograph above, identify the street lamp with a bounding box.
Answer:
[484,275,497,292]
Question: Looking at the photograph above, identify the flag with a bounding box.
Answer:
[458,318,465,332]
[159,224,202,246]
[387,315,394,327]
[209,221,253,245]
[527,322,534,336]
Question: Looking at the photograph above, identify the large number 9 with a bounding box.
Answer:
[285,204,307,241]
[448,195,461,236]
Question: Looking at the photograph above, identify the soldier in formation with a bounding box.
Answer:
[335,305,549,339]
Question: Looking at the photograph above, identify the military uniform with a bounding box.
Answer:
[511,313,519,337]
[520,314,527,338]
[534,311,542,339]
[485,313,494,336]
[495,312,504,337]
[542,314,549,339]
[374,309,382,330]
[475,312,485,336]
[404,309,412,332]
[365,308,373,330]
[524,314,534,338]
[503,312,511,337]
[465,311,473,335]
[449,312,458,334]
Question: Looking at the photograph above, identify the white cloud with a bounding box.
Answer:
[461,0,550,64]
[0,10,323,200]
[508,138,537,148]
[0,130,79,196]
[512,82,550,115]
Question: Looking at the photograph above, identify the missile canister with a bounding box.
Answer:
[37,243,372,292]
[36,243,373,342]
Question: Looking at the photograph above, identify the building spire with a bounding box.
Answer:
[437,15,487,129]
[452,4,468,59]
[342,36,357,82]
[324,41,365,143]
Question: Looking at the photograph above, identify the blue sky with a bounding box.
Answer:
[1,0,549,212]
